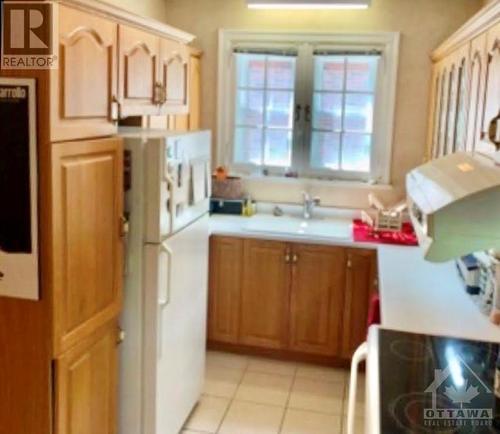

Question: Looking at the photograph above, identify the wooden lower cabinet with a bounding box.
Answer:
[55,322,119,434]
[208,236,377,361]
[240,239,290,349]
[289,244,346,357]
[341,249,378,359]
[208,236,243,344]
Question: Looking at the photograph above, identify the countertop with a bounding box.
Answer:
[209,213,500,344]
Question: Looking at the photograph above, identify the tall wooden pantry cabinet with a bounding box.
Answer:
[0,1,196,433]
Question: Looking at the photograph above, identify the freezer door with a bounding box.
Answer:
[144,131,211,243]
[144,137,173,243]
[143,214,209,434]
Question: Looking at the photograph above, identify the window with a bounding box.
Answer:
[310,54,379,173]
[218,31,399,183]
[234,54,296,167]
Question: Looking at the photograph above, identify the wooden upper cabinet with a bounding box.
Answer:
[427,64,442,159]
[55,322,118,434]
[443,44,470,156]
[188,49,202,130]
[167,48,203,131]
[208,236,243,344]
[240,239,290,349]
[434,60,450,159]
[341,249,377,359]
[453,45,470,153]
[159,38,189,114]
[50,5,118,142]
[429,43,470,159]
[118,25,160,117]
[466,32,488,152]
[289,244,345,357]
[477,22,500,156]
[51,137,124,356]
[445,62,459,155]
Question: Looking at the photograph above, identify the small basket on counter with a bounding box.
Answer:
[211,176,244,200]
[210,167,255,216]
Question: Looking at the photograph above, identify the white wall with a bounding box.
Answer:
[154,0,483,208]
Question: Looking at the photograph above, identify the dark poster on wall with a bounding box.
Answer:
[0,84,32,253]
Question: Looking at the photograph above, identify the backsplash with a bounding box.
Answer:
[241,175,403,209]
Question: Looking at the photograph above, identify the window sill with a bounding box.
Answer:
[234,173,394,190]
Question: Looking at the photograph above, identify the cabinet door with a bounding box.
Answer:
[240,239,290,349]
[55,322,118,434]
[466,33,488,152]
[341,249,377,359]
[188,51,202,130]
[454,45,470,153]
[444,44,470,155]
[51,138,124,355]
[50,5,118,142]
[159,38,189,114]
[169,49,203,131]
[208,236,243,344]
[437,62,450,158]
[427,64,442,159]
[289,244,345,357]
[118,25,160,117]
[477,22,500,156]
[444,62,459,155]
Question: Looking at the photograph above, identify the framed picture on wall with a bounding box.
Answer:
[0,78,39,300]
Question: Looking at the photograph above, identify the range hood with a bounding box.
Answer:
[407,152,500,262]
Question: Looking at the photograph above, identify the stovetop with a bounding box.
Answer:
[378,329,500,433]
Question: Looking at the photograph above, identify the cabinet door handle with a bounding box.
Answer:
[292,254,298,264]
[110,95,120,121]
[285,253,291,263]
[117,328,126,345]
[487,110,500,150]
[347,258,353,268]
[120,215,129,238]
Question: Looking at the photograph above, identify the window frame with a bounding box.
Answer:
[217,30,400,184]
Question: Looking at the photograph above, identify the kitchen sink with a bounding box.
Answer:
[242,214,352,240]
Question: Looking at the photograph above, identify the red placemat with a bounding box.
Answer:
[353,219,419,246]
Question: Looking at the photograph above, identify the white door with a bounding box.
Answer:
[143,214,209,434]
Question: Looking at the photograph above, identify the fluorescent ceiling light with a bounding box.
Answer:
[247,0,370,9]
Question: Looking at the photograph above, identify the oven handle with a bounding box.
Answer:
[347,342,368,434]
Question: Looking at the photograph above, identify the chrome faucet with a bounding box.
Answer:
[302,192,321,220]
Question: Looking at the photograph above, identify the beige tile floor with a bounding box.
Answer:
[182,351,366,434]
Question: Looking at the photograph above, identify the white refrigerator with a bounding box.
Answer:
[119,128,211,434]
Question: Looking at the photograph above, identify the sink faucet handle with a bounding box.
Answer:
[313,196,321,205]
[302,191,311,202]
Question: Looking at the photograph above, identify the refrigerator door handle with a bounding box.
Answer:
[159,243,173,307]
[347,342,368,434]
[158,243,173,359]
